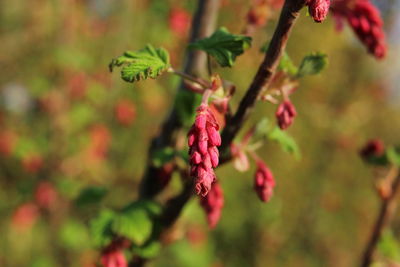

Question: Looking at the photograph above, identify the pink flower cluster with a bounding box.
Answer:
[254,161,276,202]
[200,182,224,228]
[331,0,386,59]
[306,0,330,23]
[276,100,297,130]
[188,104,221,196]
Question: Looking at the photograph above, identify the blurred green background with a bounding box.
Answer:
[1,0,400,266]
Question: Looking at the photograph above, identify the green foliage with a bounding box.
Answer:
[377,230,400,262]
[90,209,116,248]
[133,241,162,259]
[175,90,202,127]
[74,186,108,207]
[112,208,152,245]
[278,52,298,76]
[387,146,400,167]
[268,127,301,159]
[90,200,161,248]
[152,147,175,167]
[296,52,328,78]
[109,44,170,83]
[253,119,300,159]
[189,27,252,67]
[58,220,90,250]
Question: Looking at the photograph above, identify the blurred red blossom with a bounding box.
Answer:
[331,0,386,59]
[200,181,224,228]
[115,99,136,126]
[88,124,111,161]
[34,181,58,210]
[22,154,44,173]
[0,130,17,157]
[11,202,39,230]
[169,8,191,37]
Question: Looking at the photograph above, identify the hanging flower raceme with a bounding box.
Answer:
[306,0,330,23]
[200,181,224,228]
[331,0,386,59]
[254,161,275,202]
[275,100,297,130]
[188,104,221,196]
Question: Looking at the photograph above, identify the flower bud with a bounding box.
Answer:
[275,100,297,130]
[254,161,275,202]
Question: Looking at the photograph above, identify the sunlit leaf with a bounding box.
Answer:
[90,209,116,248]
[268,127,301,159]
[189,27,252,67]
[109,44,170,83]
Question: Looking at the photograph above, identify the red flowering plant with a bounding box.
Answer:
[95,0,391,265]
[1,0,395,266]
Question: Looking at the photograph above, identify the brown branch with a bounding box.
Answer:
[220,0,305,156]
[360,171,400,267]
[138,0,220,199]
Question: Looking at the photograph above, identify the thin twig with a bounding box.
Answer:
[220,0,305,158]
[360,170,400,267]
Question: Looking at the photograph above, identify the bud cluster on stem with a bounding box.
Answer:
[188,90,221,196]
[331,0,386,59]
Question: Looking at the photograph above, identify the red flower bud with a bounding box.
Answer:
[188,104,221,196]
[308,0,330,23]
[34,181,58,210]
[200,181,224,228]
[254,161,275,202]
[275,100,297,130]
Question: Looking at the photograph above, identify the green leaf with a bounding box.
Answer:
[377,230,400,261]
[268,127,301,159]
[278,52,298,76]
[133,241,162,259]
[59,219,89,250]
[254,118,271,140]
[189,27,252,67]
[90,209,116,248]
[175,90,202,127]
[74,186,108,207]
[387,146,400,166]
[296,52,328,78]
[109,44,170,83]
[152,147,175,167]
[112,208,152,245]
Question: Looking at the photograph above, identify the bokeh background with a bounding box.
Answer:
[1,0,400,266]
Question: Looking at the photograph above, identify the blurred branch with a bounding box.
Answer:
[139,0,220,199]
[360,169,400,267]
[220,0,305,158]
